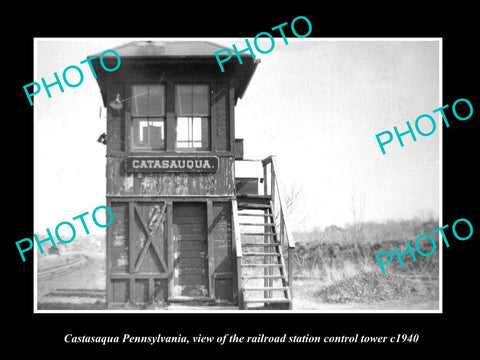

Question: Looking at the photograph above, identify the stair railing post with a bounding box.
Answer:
[263,161,268,196]
[261,158,271,299]
[232,199,244,309]
[269,161,277,299]
[271,159,276,208]
[288,246,293,309]
[280,210,285,247]
[270,156,295,309]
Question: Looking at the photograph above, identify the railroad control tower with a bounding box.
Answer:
[90,40,294,309]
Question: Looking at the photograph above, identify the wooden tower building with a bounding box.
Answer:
[89,41,295,309]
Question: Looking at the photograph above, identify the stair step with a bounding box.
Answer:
[238,213,274,218]
[244,286,289,291]
[244,298,291,304]
[243,252,280,256]
[243,275,286,280]
[242,264,283,267]
[237,194,272,200]
[238,204,272,210]
[241,232,276,236]
[242,242,280,247]
[239,222,275,226]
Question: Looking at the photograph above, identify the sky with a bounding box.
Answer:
[33,38,440,233]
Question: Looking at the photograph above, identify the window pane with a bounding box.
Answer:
[193,85,209,116]
[176,117,190,143]
[131,85,148,116]
[175,84,209,116]
[149,119,165,149]
[192,117,202,142]
[149,85,165,116]
[176,116,210,150]
[175,85,193,116]
[131,85,165,116]
[132,118,149,147]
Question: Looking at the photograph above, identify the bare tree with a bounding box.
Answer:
[350,192,366,242]
[278,181,306,230]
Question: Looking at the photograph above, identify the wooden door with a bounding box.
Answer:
[172,203,209,297]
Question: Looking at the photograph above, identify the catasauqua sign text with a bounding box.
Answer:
[125,156,219,173]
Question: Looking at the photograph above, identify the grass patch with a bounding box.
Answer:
[292,218,440,282]
[293,239,439,282]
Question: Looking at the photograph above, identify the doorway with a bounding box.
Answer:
[172,202,209,298]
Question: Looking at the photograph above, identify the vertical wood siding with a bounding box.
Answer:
[106,83,125,152]
[110,202,129,272]
[212,82,230,152]
[211,201,234,301]
[108,201,169,305]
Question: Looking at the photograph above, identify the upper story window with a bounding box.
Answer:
[175,84,210,150]
[131,84,166,151]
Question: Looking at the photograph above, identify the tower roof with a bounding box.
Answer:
[89,40,259,106]
[91,40,238,58]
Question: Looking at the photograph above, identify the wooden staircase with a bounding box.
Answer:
[236,195,292,309]
[232,156,295,310]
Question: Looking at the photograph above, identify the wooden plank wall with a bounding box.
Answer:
[104,65,237,305]
[106,83,125,152]
[108,200,169,305]
[211,201,234,302]
[212,82,230,152]
[106,156,235,196]
[107,199,235,305]
[109,202,129,273]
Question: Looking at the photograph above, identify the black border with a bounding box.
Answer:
[7,6,478,355]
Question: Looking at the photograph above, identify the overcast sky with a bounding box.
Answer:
[34,38,440,233]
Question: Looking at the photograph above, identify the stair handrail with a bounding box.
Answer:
[232,199,243,258]
[262,155,295,304]
[261,156,296,250]
[231,199,244,309]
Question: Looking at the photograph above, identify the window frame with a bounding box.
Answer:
[130,83,167,152]
[174,83,211,152]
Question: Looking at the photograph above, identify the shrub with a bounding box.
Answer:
[314,271,438,303]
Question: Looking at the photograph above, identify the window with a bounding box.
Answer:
[175,84,210,150]
[131,84,165,150]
